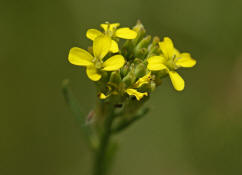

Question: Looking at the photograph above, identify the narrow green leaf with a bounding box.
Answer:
[62,79,97,149]
[62,79,85,123]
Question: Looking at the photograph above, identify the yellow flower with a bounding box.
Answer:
[68,35,125,81]
[147,37,196,91]
[98,93,110,99]
[125,89,148,101]
[125,72,152,100]
[134,72,152,88]
[86,22,137,53]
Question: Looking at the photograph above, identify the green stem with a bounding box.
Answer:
[93,110,115,175]
[112,107,149,134]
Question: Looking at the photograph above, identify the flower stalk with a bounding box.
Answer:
[93,107,115,175]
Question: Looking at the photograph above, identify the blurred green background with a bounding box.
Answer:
[1,0,242,174]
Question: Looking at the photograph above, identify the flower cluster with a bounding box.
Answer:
[68,21,196,101]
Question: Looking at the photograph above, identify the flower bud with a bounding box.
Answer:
[135,48,148,59]
[132,20,146,45]
[120,62,130,77]
[134,63,146,79]
[135,35,151,51]
[134,36,151,59]
[109,71,121,85]
[122,65,136,88]
[133,20,145,33]
[133,58,144,66]
[146,36,160,58]
[152,36,160,45]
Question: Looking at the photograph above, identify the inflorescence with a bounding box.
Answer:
[68,21,196,102]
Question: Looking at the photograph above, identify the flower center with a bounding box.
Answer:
[104,24,116,37]
[92,57,103,69]
[165,54,178,70]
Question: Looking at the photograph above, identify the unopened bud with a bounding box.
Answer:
[120,62,130,77]
[134,35,151,58]
[152,36,160,45]
[133,58,143,65]
[132,20,146,45]
[133,20,146,33]
[122,66,136,88]
[135,48,148,59]
[146,36,161,58]
[109,71,121,85]
[135,35,151,50]
[135,63,146,79]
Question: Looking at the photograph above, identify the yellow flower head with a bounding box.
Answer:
[86,22,137,53]
[147,37,196,91]
[68,35,125,81]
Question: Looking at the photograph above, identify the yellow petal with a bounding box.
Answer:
[110,40,119,53]
[173,48,180,58]
[159,37,175,58]
[147,56,168,71]
[86,66,101,81]
[134,72,152,88]
[102,55,125,71]
[147,63,168,71]
[175,53,196,68]
[126,89,148,101]
[147,56,166,64]
[68,47,93,66]
[86,29,103,40]
[168,71,185,91]
[115,28,137,39]
[101,23,120,32]
[98,93,110,99]
[93,35,112,60]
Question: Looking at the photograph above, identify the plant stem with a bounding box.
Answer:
[93,110,115,175]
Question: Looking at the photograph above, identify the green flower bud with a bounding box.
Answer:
[134,35,151,59]
[122,65,136,88]
[135,48,148,59]
[134,63,146,79]
[132,20,146,46]
[133,58,143,65]
[152,36,160,45]
[133,20,145,33]
[100,71,109,83]
[109,71,121,85]
[120,62,130,77]
[146,36,161,58]
[135,35,151,51]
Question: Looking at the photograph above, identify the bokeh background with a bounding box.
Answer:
[1,0,242,174]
